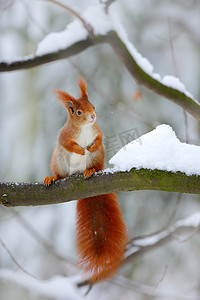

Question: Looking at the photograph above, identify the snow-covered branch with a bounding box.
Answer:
[0,3,200,120]
[0,37,95,72]
[107,31,200,121]
[125,212,200,262]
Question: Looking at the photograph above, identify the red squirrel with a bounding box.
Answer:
[44,78,128,282]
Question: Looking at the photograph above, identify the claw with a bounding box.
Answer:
[43,176,58,185]
[83,168,96,178]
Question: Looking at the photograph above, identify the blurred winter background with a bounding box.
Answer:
[0,0,200,299]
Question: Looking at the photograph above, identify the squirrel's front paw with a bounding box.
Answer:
[79,148,85,155]
[87,144,95,152]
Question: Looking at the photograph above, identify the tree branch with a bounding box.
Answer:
[0,168,200,207]
[125,213,200,263]
[0,30,200,120]
[0,38,95,72]
[106,31,200,121]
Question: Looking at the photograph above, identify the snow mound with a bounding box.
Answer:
[109,124,200,176]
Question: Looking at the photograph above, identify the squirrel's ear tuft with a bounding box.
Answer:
[78,77,88,100]
[53,89,76,109]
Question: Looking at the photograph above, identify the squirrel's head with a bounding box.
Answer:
[54,78,96,127]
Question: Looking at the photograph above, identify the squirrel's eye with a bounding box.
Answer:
[93,106,95,110]
[77,110,82,116]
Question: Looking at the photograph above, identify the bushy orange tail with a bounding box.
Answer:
[76,193,128,282]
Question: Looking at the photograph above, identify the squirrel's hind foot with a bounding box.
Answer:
[43,175,60,185]
[83,168,96,178]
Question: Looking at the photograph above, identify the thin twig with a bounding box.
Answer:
[147,265,168,300]
[110,275,199,300]
[100,0,118,13]
[125,214,200,263]
[0,206,76,274]
[129,193,182,244]
[167,18,190,143]
[44,0,93,35]
[0,237,37,279]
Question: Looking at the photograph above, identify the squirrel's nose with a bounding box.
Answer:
[90,114,95,120]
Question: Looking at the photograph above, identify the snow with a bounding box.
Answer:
[109,3,194,98]
[109,6,155,76]
[84,4,112,35]
[0,269,84,300]
[109,124,200,176]
[126,212,200,252]
[162,76,186,92]
[36,2,196,100]
[162,75,193,98]
[0,0,194,101]
[36,3,112,56]
[36,20,88,56]
[174,212,200,229]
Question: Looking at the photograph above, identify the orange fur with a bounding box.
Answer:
[76,193,128,282]
[83,168,96,178]
[78,77,88,99]
[62,139,85,155]
[87,133,103,152]
[53,89,76,107]
[44,78,128,282]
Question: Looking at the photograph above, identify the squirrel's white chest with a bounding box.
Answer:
[76,125,95,148]
[56,125,96,176]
